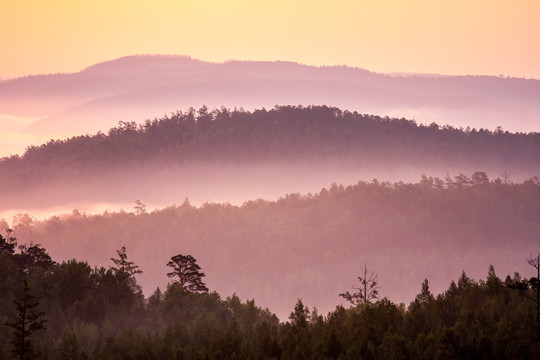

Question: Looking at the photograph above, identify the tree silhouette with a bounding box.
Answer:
[133,200,147,215]
[15,243,55,274]
[506,253,540,341]
[289,299,310,327]
[110,246,142,280]
[0,229,16,255]
[5,280,46,360]
[340,263,380,305]
[55,331,84,360]
[110,246,143,298]
[167,254,208,293]
[526,253,540,341]
[414,279,434,304]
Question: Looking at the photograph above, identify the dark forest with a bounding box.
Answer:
[1,232,539,359]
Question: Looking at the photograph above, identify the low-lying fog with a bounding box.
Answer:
[0,162,530,220]
[4,164,538,320]
[1,56,539,321]
[2,55,540,158]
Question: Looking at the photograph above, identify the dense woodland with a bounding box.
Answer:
[2,105,539,212]
[1,105,539,187]
[1,234,539,359]
[1,105,539,358]
[8,175,540,322]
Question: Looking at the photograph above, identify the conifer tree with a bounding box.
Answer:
[5,280,46,360]
[110,246,142,280]
[166,254,208,293]
[110,246,143,298]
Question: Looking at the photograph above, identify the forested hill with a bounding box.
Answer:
[2,105,539,181]
[1,231,539,358]
[11,176,540,320]
[2,55,540,138]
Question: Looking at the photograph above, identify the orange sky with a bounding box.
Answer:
[1,0,540,79]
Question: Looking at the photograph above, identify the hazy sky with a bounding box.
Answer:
[1,0,539,80]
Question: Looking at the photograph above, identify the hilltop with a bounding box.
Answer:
[1,55,539,142]
[0,106,538,212]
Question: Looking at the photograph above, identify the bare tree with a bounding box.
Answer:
[507,252,540,341]
[340,263,380,305]
[501,170,512,184]
[527,253,540,340]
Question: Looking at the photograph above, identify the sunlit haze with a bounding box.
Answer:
[1,0,539,80]
[0,1,539,352]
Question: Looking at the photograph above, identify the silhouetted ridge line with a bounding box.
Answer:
[80,54,208,76]
[1,105,538,175]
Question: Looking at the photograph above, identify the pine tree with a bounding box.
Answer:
[110,246,142,280]
[5,280,46,360]
[55,331,85,360]
[289,299,310,327]
[133,200,147,215]
[166,254,208,293]
[110,246,143,301]
[415,279,434,304]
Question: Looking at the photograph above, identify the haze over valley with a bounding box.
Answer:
[2,0,540,357]
[2,55,540,157]
[1,105,538,216]
[8,175,539,320]
[1,103,538,320]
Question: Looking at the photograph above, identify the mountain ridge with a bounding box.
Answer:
[1,105,538,214]
[1,55,539,144]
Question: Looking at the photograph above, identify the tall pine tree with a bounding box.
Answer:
[5,280,46,360]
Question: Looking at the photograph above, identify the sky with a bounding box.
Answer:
[1,0,540,80]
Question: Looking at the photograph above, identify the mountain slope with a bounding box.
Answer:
[1,55,539,144]
[0,106,538,213]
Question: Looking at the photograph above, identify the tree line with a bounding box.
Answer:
[8,173,540,323]
[1,234,539,359]
[1,105,539,188]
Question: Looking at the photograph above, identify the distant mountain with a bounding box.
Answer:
[1,55,539,142]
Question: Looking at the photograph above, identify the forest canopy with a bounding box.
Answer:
[1,105,539,186]
[1,105,539,357]
[1,105,539,212]
[8,174,540,321]
[1,232,539,359]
